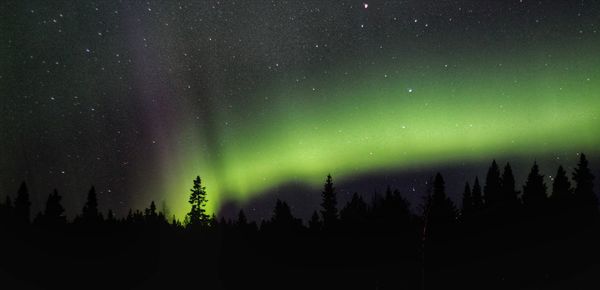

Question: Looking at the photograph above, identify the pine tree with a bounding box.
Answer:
[270,199,301,232]
[425,173,457,240]
[82,186,101,222]
[186,176,209,227]
[0,196,12,224]
[484,160,502,207]
[320,174,338,229]
[237,209,248,226]
[501,163,519,206]
[572,154,598,218]
[551,165,572,203]
[461,182,473,217]
[14,182,31,225]
[43,189,66,225]
[106,209,116,222]
[472,177,484,211]
[308,210,322,232]
[522,162,548,212]
[145,201,159,224]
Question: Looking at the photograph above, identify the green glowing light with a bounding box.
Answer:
[150,46,600,218]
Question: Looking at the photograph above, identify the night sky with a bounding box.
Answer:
[1,0,599,220]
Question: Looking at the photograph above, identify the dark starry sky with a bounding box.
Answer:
[1,0,599,220]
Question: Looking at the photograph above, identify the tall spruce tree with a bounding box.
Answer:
[472,177,484,210]
[461,182,473,217]
[186,176,209,226]
[308,210,322,232]
[320,174,338,229]
[484,160,502,207]
[551,166,572,203]
[14,182,31,225]
[572,154,598,218]
[501,163,519,206]
[522,162,548,211]
[82,186,101,223]
[44,189,66,225]
[425,173,457,240]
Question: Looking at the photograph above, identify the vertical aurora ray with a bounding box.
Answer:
[149,42,600,218]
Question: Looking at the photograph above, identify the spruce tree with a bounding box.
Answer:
[425,173,457,240]
[484,160,502,207]
[472,177,484,211]
[320,174,338,229]
[82,186,101,222]
[501,163,519,206]
[551,165,572,203]
[237,209,248,226]
[522,162,548,211]
[308,210,322,232]
[572,154,598,218]
[44,189,66,225]
[461,182,473,217]
[186,176,209,227]
[14,182,31,225]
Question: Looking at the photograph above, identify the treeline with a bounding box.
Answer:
[0,154,598,290]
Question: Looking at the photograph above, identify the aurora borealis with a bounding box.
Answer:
[1,1,600,219]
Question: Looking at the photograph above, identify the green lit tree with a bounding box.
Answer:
[186,176,210,227]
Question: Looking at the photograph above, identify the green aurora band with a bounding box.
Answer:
[147,44,600,218]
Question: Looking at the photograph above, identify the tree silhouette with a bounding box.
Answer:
[308,210,322,232]
[268,199,301,232]
[0,196,13,226]
[461,182,473,218]
[106,209,116,223]
[42,189,66,226]
[424,173,457,241]
[551,165,572,204]
[340,192,368,228]
[501,163,520,207]
[14,181,31,225]
[521,162,547,212]
[186,176,209,227]
[572,153,598,219]
[484,160,502,207]
[144,201,159,224]
[472,177,484,211]
[320,174,338,230]
[82,186,102,223]
[236,209,248,226]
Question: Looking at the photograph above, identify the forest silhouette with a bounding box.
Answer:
[0,154,599,289]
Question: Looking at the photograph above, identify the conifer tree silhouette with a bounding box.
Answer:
[145,201,159,224]
[43,189,66,226]
[308,210,322,232]
[320,174,338,230]
[461,182,473,217]
[522,162,548,212]
[270,199,301,232]
[484,160,502,207]
[425,173,457,240]
[572,153,598,219]
[106,209,116,223]
[82,186,102,223]
[340,192,368,227]
[236,209,248,226]
[0,196,13,226]
[14,182,31,225]
[551,166,573,204]
[501,163,520,207]
[186,176,209,227]
[472,177,484,211]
